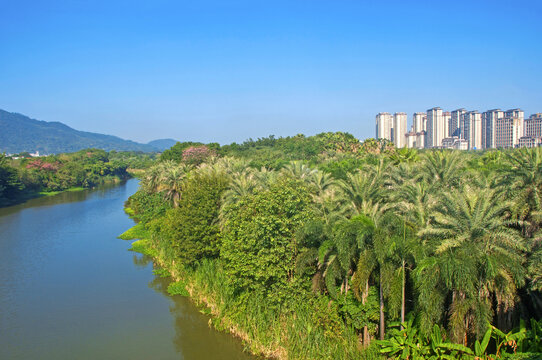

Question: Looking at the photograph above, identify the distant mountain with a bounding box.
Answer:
[0,109,159,154]
[147,138,179,151]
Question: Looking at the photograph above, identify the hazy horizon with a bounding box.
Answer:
[2,0,541,144]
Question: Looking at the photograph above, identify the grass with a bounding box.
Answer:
[128,239,158,257]
[152,268,170,278]
[38,186,85,196]
[118,223,148,240]
[124,207,136,217]
[148,253,371,360]
[127,168,146,178]
[167,280,190,296]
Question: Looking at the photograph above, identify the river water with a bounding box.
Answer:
[0,179,255,360]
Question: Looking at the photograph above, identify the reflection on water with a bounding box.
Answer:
[132,253,153,268]
[143,257,256,360]
[0,180,255,360]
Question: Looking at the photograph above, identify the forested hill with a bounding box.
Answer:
[0,109,161,154]
[146,138,179,151]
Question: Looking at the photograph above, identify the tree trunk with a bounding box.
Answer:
[379,271,385,340]
[362,279,370,346]
[401,260,405,328]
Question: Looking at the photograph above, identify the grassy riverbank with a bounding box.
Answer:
[122,225,373,360]
[38,186,85,197]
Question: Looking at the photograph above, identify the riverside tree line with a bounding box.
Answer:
[0,149,149,207]
[124,133,542,359]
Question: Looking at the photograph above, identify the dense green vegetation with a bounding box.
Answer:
[0,149,140,207]
[124,133,542,359]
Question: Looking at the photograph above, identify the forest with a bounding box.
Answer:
[0,149,151,207]
[124,133,541,359]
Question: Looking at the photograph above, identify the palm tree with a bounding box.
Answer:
[281,160,317,181]
[418,185,526,342]
[393,179,436,230]
[340,159,390,217]
[389,147,420,165]
[159,163,190,207]
[221,172,259,208]
[141,162,163,193]
[498,147,542,238]
[420,150,464,190]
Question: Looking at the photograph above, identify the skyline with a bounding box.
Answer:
[1,0,541,144]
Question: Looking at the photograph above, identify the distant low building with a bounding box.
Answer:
[416,131,426,149]
[405,132,417,148]
[518,136,542,148]
[442,136,468,150]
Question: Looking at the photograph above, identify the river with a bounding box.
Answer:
[0,179,255,360]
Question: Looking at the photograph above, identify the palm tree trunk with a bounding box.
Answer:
[363,279,370,346]
[379,271,385,340]
[401,260,405,328]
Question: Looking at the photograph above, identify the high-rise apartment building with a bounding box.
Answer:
[495,117,523,148]
[376,112,393,142]
[412,112,427,133]
[482,109,504,149]
[426,107,446,148]
[443,112,451,139]
[450,109,466,138]
[393,112,407,148]
[375,108,539,150]
[525,113,542,138]
[505,109,525,121]
[375,112,407,148]
[461,111,483,149]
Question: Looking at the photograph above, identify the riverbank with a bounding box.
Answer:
[0,177,127,208]
[120,221,370,360]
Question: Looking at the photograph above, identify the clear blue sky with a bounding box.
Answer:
[1,0,541,144]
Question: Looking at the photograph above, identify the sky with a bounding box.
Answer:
[1,0,541,144]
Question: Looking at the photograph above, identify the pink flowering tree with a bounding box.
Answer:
[182,145,216,165]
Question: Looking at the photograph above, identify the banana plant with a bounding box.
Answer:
[473,327,492,359]
[492,325,526,358]
[378,320,474,359]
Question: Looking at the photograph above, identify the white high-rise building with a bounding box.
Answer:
[495,117,523,148]
[462,111,483,150]
[393,112,407,148]
[525,113,542,138]
[443,112,451,139]
[482,109,504,149]
[450,109,466,138]
[413,112,427,133]
[505,109,525,121]
[376,113,393,142]
[426,107,446,148]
